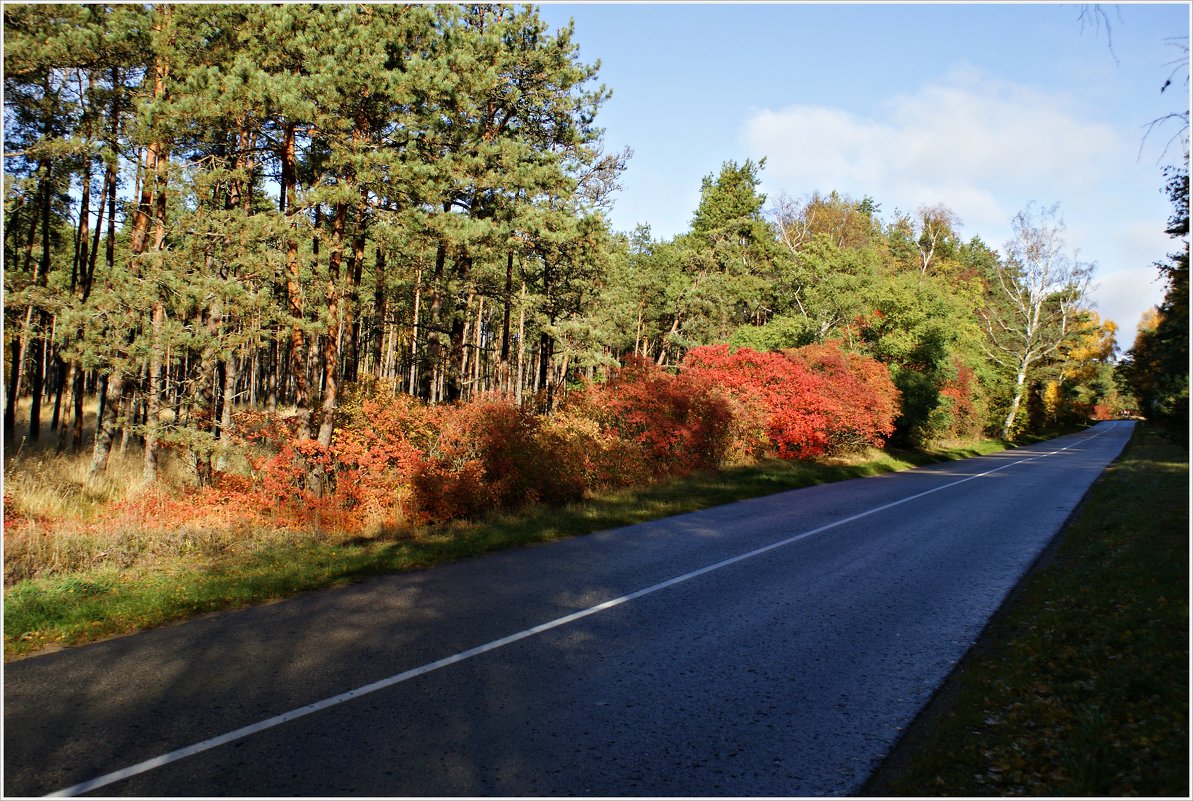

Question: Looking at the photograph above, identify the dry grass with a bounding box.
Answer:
[2,395,326,584]
[2,439,341,585]
[7,443,178,581]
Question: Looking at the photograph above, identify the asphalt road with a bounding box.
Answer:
[4,421,1133,797]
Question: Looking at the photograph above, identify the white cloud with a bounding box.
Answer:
[1091,267,1166,341]
[1085,219,1173,336]
[740,65,1176,343]
[742,67,1123,237]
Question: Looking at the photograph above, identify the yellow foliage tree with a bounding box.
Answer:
[1059,311,1118,385]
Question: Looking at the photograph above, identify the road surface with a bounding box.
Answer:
[3,421,1133,797]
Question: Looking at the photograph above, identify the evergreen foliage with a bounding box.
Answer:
[3,2,1125,503]
[1120,163,1190,441]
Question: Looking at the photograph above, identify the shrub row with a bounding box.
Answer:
[213,343,902,531]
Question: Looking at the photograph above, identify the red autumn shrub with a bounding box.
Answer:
[416,396,527,518]
[413,393,588,521]
[412,457,495,522]
[681,344,832,459]
[224,388,589,529]
[566,356,735,478]
[681,343,899,459]
[1090,402,1112,421]
[230,410,309,500]
[936,360,981,438]
[224,409,332,527]
[188,343,896,533]
[784,342,901,452]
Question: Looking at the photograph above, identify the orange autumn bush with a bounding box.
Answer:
[112,344,899,537]
[330,387,431,524]
[226,387,592,527]
[538,403,652,490]
[412,394,585,520]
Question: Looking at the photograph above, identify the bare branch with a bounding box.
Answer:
[1077,4,1121,65]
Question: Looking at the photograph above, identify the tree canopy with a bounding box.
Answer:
[4,2,1128,493]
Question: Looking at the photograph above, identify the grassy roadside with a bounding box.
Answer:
[864,423,1189,797]
[3,439,1004,661]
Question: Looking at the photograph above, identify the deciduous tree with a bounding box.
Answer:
[980,203,1093,438]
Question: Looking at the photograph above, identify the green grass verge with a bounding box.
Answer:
[867,423,1189,797]
[3,439,1005,661]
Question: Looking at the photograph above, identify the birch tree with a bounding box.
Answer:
[981,202,1092,438]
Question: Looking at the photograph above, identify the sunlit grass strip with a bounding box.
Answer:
[872,424,1188,797]
[3,439,1005,660]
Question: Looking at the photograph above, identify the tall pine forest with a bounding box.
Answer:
[3,4,1142,538]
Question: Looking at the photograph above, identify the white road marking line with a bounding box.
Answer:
[46,426,1115,797]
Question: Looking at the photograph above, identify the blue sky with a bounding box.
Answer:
[537,1,1191,343]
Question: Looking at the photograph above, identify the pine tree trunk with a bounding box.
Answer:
[657,315,681,367]
[215,348,239,471]
[79,142,118,456]
[408,263,422,396]
[280,123,310,432]
[88,369,126,480]
[119,375,138,453]
[28,159,55,443]
[421,238,447,401]
[191,301,223,488]
[472,296,484,391]
[72,106,111,451]
[317,201,347,449]
[456,291,474,401]
[143,130,169,480]
[344,192,367,384]
[222,349,238,433]
[27,318,47,443]
[102,97,118,278]
[444,255,472,403]
[144,300,165,480]
[498,251,513,395]
[5,181,42,440]
[371,246,386,379]
[129,8,170,254]
[634,303,644,357]
[537,331,553,410]
[5,305,33,441]
[129,143,159,256]
[49,345,66,433]
[516,280,526,406]
[69,360,85,452]
[266,334,278,412]
[72,136,92,298]
[249,343,259,408]
[56,360,75,451]
[384,322,397,384]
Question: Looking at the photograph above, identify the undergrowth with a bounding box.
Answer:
[4,437,1005,660]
